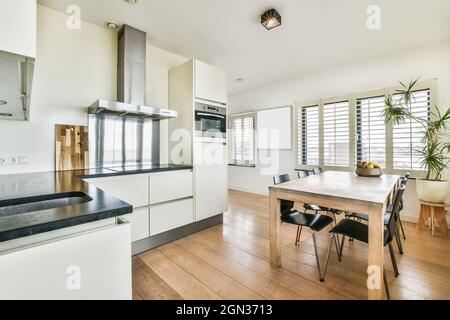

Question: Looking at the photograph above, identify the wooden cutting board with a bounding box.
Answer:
[55,124,89,171]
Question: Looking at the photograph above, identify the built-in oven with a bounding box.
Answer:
[195,102,227,139]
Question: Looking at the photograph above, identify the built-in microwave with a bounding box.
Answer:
[195,102,227,139]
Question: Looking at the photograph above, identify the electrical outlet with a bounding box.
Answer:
[7,157,17,165]
[18,156,29,165]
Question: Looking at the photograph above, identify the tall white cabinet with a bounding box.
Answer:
[169,59,228,222]
[0,0,37,58]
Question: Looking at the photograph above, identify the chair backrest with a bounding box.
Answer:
[386,185,406,244]
[401,175,409,186]
[273,174,294,216]
[297,170,309,179]
[273,174,290,185]
[313,167,323,175]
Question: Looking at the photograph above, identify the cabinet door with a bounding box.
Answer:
[0,221,131,300]
[85,175,149,208]
[195,60,227,104]
[150,170,193,204]
[122,207,149,242]
[0,0,36,57]
[195,142,228,221]
[150,199,194,236]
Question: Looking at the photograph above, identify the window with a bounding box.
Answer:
[230,113,255,166]
[356,96,386,168]
[297,105,319,165]
[392,89,430,170]
[323,101,350,167]
[295,80,433,174]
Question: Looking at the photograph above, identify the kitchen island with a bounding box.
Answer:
[0,164,194,300]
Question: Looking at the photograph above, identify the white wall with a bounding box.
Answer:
[228,40,450,223]
[0,5,188,174]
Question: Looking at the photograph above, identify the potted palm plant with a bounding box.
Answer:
[383,79,450,203]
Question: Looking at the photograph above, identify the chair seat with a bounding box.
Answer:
[345,212,391,225]
[330,219,389,245]
[282,211,333,232]
[303,204,343,215]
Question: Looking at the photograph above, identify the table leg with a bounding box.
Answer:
[269,190,281,267]
[368,205,386,300]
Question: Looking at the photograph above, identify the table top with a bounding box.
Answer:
[270,171,400,207]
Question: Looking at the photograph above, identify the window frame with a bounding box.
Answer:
[295,100,320,170]
[294,80,436,177]
[228,111,256,167]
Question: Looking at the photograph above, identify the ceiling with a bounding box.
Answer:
[38,0,450,95]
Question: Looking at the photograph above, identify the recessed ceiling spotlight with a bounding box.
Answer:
[124,0,138,4]
[236,78,244,83]
[106,21,119,30]
[261,9,281,30]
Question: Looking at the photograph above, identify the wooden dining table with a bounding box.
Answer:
[269,171,400,300]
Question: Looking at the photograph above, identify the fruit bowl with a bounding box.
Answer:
[356,167,383,177]
[356,161,383,177]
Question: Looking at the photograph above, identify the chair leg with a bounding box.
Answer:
[388,242,399,277]
[339,235,346,261]
[322,234,335,281]
[332,214,341,248]
[311,231,323,281]
[295,226,303,245]
[383,272,391,300]
[394,222,404,255]
[333,233,341,260]
[398,215,406,240]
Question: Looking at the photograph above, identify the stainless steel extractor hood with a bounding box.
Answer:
[88,25,177,119]
[0,50,34,121]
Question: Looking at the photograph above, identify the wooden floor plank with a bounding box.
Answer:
[158,242,264,300]
[132,256,182,300]
[138,250,222,300]
[175,236,305,300]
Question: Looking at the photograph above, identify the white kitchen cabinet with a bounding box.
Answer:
[195,60,227,104]
[0,0,36,57]
[84,175,149,208]
[150,198,194,236]
[194,141,228,221]
[149,170,193,204]
[0,218,131,300]
[123,207,149,242]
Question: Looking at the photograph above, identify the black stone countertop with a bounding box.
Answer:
[0,164,193,242]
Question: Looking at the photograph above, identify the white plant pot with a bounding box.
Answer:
[416,179,449,203]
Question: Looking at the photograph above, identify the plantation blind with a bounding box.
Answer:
[230,113,255,166]
[297,105,319,165]
[392,89,430,170]
[323,101,350,167]
[356,96,386,167]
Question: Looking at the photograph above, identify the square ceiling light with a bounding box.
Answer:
[261,9,282,30]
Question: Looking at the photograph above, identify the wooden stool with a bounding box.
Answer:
[418,201,449,238]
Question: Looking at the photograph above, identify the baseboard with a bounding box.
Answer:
[228,186,268,196]
[132,214,223,255]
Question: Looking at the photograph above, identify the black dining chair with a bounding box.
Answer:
[321,185,406,299]
[297,170,310,179]
[345,176,408,254]
[313,167,323,175]
[273,174,337,280]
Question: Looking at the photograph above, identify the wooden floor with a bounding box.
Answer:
[132,190,450,300]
